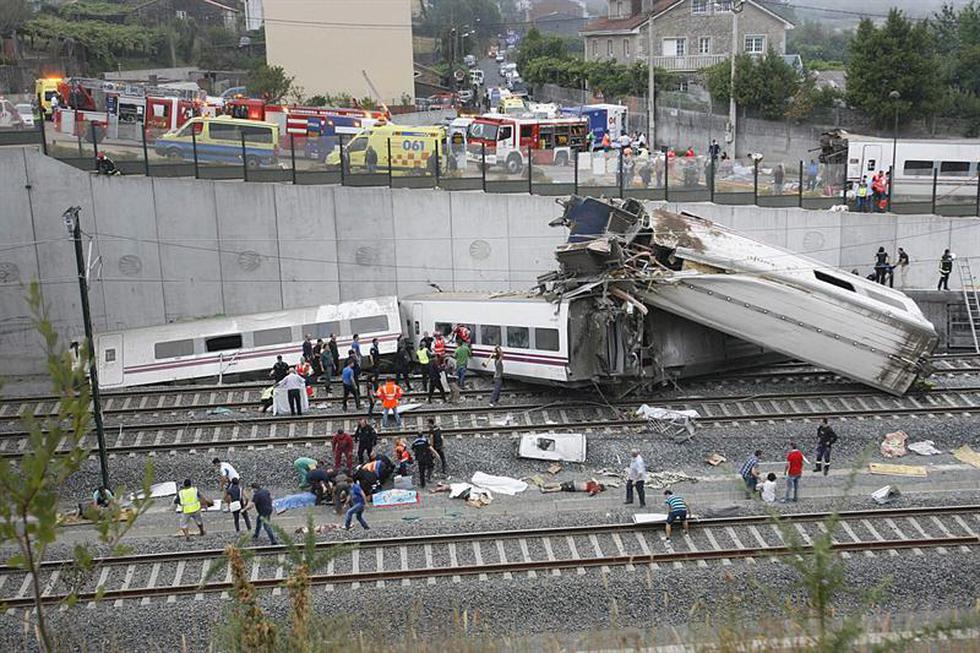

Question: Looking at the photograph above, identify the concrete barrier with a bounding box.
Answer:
[3,145,980,373]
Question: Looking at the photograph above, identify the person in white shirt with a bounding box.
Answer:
[758,472,778,504]
[277,367,307,416]
[625,449,647,507]
[212,457,240,494]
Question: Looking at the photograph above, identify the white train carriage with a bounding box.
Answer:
[95,296,401,388]
[401,293,573,384]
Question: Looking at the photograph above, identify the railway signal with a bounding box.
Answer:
[63,206,111,489]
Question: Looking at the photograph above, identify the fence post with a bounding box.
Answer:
[90,121,99,167]
[527,145,533,195]
[191,127,200,179]
[709,157,716,203]
[931,168,938,215]
[434,139,440,188]
[290,134,297,184]
[387,138,394,187]
[798,161,804,208]
[240,132,248,181]
[481,143,487,193]
[664,153,670,202]
[574,147,579,194]
[74,108,82,157]
[887,165,893,212]
[753,159,759,205]
[840,171,847,207]
[339,133,346,186]
[618,148,625,199]
[975,171,980,217]
[141,125,150,177]
[38,110,48,156]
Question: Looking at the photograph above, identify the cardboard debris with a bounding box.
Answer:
[908,440,942,456]
[868,463,927,478]
[295,524,342,534]
[880,431,909,458]
[704,453,726,466]
[871,485,901,505]
[633,513,670,524]
[645,471,699,489]
[547,463,563,475]
[953,445,980,469]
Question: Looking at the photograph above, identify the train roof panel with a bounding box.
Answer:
[403,291,550,303]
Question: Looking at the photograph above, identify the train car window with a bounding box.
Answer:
[940,161,971,177]
[434,322,453,337]
[480,325,501,346]
[534,328,560,351]
[154,339,194,359]
[814,271,854,293]
[903,160,934,176]
[350,315,388,334]
[253,327,294,347]
[302,321,341,339]
[205,334,243,352]
[506,326,530,349]
[104,348,116,362]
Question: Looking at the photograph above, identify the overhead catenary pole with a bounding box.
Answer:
[65,207,110,490]
[727,1,744,153]
[647,18,655,146]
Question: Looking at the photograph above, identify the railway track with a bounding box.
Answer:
[1,505,976,610]
[4,354,980,423]
[4,385,980,458]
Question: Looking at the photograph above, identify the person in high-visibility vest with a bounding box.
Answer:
[433,333,446,362]
[173,478,207,540]
[375,378,404,428]
[416,344,432,394]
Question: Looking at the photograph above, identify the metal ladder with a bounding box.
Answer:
[957,258,980,353]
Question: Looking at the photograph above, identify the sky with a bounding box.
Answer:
[788,0,976,20]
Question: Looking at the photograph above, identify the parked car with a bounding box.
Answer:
[495,52,505,63]
[464,54,477,68]
[15,103,35,128]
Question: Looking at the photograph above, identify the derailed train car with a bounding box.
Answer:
[541,196,938,395]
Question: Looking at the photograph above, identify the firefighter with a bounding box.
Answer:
[939,249,953,291]
[95,152,120,176]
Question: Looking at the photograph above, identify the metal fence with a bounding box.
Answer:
[4,122,980,218]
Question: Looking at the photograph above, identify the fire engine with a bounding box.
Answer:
[221,98,389,160]
[465,115,588,174]
[47,77,208,141]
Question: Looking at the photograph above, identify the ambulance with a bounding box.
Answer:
[35,77,63,119]
[327,124,446,174]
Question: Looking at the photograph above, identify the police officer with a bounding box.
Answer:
[814,418,838,476]
[411,433,437,489]
[939,249,953,291]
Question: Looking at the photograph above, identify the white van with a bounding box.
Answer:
[469,69,485,86]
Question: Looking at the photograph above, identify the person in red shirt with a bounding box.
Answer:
[331,428,354,473]
[783,442,809,502]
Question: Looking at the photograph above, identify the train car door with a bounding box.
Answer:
[861,144,882,177]
[97,334,124,386]
[411,303,422,345]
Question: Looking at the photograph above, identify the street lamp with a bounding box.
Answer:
[889,89,900,211]
[723,0,745,149]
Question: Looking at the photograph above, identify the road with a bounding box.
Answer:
[477,55,506,92]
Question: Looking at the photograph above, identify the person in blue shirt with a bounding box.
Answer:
[341,360,361,411]
[344,480,369,530]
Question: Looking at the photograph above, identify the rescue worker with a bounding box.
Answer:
[95,152,119,176]
[393,438,412,476]
[395,338,413,391]
[293,456,317,488]
[173,479,207,540]
[874,247,890,285]
[376,378,404,428]
[319,345,335,394]
[452,323,471,345]
[341,360,361,411]
[355,417,378,464]
[330,470,352,515]
[259,385,274,413]
[813,418,838,476]
[426,417,447,473]
[332,428,354,473]
[306,464,331,505]
[427,359,447,403]
[270,354,289,383]
[302,333,314,362]
[663,489,689,540]
[433,333,447,363]
[369,338,381,370]
[327,334,340,375]
[939,249,953,291]
[411,433,437,489]
[416,341,432,394]
[277,366,306,416]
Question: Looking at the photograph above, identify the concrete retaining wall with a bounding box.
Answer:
[3,145,980,374]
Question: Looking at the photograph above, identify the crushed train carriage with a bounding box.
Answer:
[538,196,938,395]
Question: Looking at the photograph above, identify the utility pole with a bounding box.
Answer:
[64,206,110,489]
[647,17,655,146]
[726,1,744,152]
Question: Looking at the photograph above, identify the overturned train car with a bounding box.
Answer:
[543,196,937,395]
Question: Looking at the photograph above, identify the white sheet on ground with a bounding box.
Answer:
[633,513,669,524]
[398,403,422,414]
[636,404,700,420]
[471,472,527,495]
[908,440,942,456]
[132,481,178,500]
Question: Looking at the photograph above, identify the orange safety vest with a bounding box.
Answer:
[434,338,446,357]
[376,381,403,409]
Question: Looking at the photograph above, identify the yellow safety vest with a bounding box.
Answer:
[417,348,430,365]
[179,487,201,514]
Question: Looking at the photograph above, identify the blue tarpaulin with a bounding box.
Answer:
[273,492,317,514]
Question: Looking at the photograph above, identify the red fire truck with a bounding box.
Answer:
[465,115,589,174]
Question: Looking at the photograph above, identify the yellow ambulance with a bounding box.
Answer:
[328,124,446,174]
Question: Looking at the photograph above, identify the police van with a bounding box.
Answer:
[328,124,446,175]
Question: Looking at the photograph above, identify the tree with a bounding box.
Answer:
[846,10,942,126]
[247,64,295,102]
[0,0,32,59]
[787,20,853,67]
[706,50,800,121]
[0,283,152,652]
[516,27,568,73]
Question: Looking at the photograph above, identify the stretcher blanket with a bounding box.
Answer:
[471,472,527,496]
[635,404,700,421]
[273,492,317,514]
[372,489,420,507]
[272,386,310,416]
